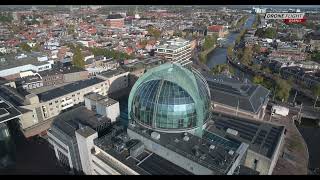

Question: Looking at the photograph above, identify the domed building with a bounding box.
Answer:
[128,63,211,136]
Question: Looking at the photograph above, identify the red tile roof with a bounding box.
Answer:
[208,25,223,32]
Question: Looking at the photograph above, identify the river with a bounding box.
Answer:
[205,14,320,174]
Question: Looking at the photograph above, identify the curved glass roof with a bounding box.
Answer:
[128,63,211,135]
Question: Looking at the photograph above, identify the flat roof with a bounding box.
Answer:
[206,113,285,158]
[0,97,21,124]
[85,93,118,107]
[52,106,111,138]
[138,153,193,175]
[0,54,49,71]
[98,68,127,78]
[39,66,86,77]
[128,123,241,174]
[37,77,105,102]
[94,123,150,175]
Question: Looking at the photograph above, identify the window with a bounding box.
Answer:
[49,102,53,105]
[72,94,75,97]
[55,100,58,103]
[253,159,259,170]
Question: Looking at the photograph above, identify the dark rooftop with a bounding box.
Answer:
[128,123,242,174]
[98,68,127,78]
[207,113,285,158]
[0,97,22,124]
[37,77,105,102]
[138,153,193,175]
[106,14,124,20]
[52,106,111,138]
[38,66,87,77]
[206,74,270,114]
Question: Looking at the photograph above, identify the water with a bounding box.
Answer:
[206,14,256,80]
[295,119,320,174]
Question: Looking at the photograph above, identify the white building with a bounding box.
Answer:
[84,93,120,123]
[155,38,192,66]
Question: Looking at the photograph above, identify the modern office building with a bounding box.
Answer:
[46,63,284,175]
[0,53,53,80]
[128,63,211,136]
[0,77,107,138]
[47,94,116,173]
[206,75,270,120]
[0,67,131,138]
[84,93,120,123]
[155,38,192,66]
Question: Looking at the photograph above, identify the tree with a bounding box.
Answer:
[253,44,261,54]
[313,84,320,108]
[227,45,234,59]
[72,46,85,68]
[255,28,277,39]
[147,27,161,39]
[275,78,292,102]
[253,76,264,85]
[211,64,233,75]
[32,43,41,51]
[43,19,52,25]
[203,34,217,51]
[19,42,32,52]
[240,47,253,66]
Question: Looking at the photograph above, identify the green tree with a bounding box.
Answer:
[255,28,276,39]
[313,84,320,108]
[72,46,85,68]
[203,34,217,51]
[240,47,253,66]
[19,42,32,52]
[211,64,233,75]
[253,75,264,85]
[147,27,161,39]
[227,45,234,59]
[43,19,52,25]
[275,78,292,102]
[32,43,41,51]
[253,44,261,54]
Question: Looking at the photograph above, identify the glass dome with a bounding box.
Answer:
[128,63,211,133]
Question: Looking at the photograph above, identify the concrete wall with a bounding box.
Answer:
[213,102,265,120]
[75,128,98,175]
[268,128,285,175]
[244,149,271,175]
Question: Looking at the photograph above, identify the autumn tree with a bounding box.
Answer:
[72,46,85,68]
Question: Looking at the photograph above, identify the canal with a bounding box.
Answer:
[205,13,320,174]
[295,119,320,174]
[206,14,256,81]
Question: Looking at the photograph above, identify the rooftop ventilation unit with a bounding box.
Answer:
[228,150,234,155]
[151,131,160,140]
[183,135,189,142]
[209,144,216,150]
[226,128,238,136]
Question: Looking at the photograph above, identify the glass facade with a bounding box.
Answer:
[132,80,197,130]
[128,63,211,133]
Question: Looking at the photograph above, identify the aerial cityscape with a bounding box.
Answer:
[0,5,319,175]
